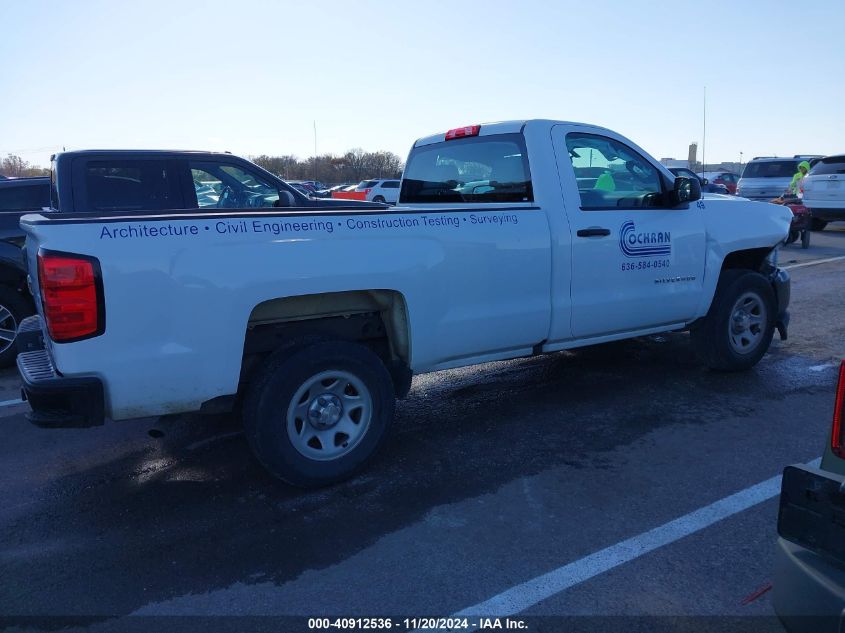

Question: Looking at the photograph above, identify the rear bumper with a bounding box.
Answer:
[774,464,845,632]
[773,538,845,633]
[807,206,845,221]
[16,315,104,428]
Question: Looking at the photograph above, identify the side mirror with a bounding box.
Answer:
[669,176,701,206]
[273,190,297,207]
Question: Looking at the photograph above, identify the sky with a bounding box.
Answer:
[1,0,843,169]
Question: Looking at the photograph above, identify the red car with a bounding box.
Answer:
[700,171,740,194]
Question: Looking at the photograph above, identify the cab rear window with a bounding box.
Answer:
[0,182,49,211]
[741,161,797,178]
[400,133,533,204]
[810,156,845,175]
[83,160,177,212]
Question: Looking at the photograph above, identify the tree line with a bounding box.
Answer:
[0,155,50,178]
[1,148,404,186]
[251,148,404,185]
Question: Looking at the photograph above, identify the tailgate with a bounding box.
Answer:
[19,213,51,309]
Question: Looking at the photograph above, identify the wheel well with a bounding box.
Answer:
[240,290,412,396]
[0,264,28,291]
[720,247,772,274]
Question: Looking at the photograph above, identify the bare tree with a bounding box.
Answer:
[0,154,49,177]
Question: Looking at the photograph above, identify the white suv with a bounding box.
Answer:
[802,155,845,231]
[736,157,815,201]
[355,179,400,204]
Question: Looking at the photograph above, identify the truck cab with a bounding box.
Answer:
[399,120,786,344]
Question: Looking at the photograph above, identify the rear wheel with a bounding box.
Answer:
[243,340,395,487]
[810,218,828,231]
[801,230,811,249]
[0,285,34,368]
[785,230,799,244]
[691,270,776,372]
[372,195,386,204]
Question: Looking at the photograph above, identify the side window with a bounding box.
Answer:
[84,160,176,212]
[565,133,665,210]
[188,161,280,209]
[381,181,399,189]
[0,184,49,211]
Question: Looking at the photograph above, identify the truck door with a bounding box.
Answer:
[551,125,706,339]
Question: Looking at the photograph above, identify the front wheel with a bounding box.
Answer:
[691,270,776,372]
[243,340,395,487]
[785,230,799,245]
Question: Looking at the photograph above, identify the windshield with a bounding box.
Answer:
[400,133,533,204]
[742,160,797,178]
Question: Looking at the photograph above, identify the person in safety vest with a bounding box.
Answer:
[788,161,811,197]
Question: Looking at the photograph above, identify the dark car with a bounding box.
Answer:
[774,360,845,632]
[0,177,50,366]
[669,168,730,194]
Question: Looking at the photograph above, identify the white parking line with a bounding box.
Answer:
[448,458,822,626]
[783,255,845,270]
[0,398,24,408]
[809,362,839,372]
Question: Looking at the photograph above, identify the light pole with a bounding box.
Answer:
[739,151,743,173]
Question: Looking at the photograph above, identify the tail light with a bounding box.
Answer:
[363,188,372,195]
[831,360,845,458]
[37,250,104,342]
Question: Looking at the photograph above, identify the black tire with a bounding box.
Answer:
[0,285,34,368]
[690,270,776,372]
[810,218,828,231]
[372,195,386,204]
[801,230,811,249]
[785,230,799,245]
[243,340,395,487]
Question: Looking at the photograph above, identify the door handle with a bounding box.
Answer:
[576,227,611,237]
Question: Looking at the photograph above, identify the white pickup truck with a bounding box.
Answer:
[17,120,792,486]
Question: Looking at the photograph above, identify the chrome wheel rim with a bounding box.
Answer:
[728,291,767,355]
[0,305,17,355]
[286,370,373,461]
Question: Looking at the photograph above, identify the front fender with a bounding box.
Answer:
[693,199,792,318]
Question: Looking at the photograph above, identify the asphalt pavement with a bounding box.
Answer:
[2,225,845,633]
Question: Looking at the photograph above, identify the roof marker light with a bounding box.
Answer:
[445,125,481,141]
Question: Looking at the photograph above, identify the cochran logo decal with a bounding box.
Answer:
[619,220,671,258]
